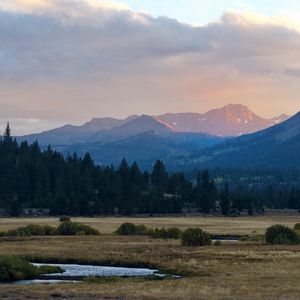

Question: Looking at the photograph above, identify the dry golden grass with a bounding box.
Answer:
[0,234,300,299]
[0,215,300,299]
[0,214,299,235]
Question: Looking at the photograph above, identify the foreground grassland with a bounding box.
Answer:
[0,215,300,300]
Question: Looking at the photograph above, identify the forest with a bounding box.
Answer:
[1,123,300,216]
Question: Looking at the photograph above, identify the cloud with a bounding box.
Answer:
[0,0,130,13]
[0,1,300,134]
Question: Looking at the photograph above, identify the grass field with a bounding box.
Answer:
[0,215,300,299]
[0,214,299,235]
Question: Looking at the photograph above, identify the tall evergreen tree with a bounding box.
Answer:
[220,183,231,216]
[3,122,12,143]
[151,160,168,193]
[194,170,216,213]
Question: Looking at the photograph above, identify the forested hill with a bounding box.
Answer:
[166,111,300,170]
[0,123,190,216]
[1,124,300,216]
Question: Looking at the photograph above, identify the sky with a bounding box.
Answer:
[123,0,300,25]
[0,0,300,135]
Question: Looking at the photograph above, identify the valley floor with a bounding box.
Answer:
[0,215,300,300]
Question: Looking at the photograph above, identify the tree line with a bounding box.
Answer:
[0,123,299,216]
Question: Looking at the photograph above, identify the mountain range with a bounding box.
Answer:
[158,104,289,136]
[20,104,289,145]
[167,111,300,170]
[17,104,294,169]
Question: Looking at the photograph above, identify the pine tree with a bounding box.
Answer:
[194,170,216,213]
[3,122,12,143]
[220,183,231,216]
[151,160,168,193]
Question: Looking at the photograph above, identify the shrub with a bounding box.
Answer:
[4,224,57,237]
[135,224,148,235]
[149,227,182,240]
[43,225,58,235]
[59,216,71,222]
[265,225,298,245]
[115,223,182,239]
[166,227,182,239]
[150,228,168,239]
[0,256,38,282]
[0,222,98,237]
[0,256,63,282]
[115,223,137,235]
[115,223,148,236]
[56,221,99,236]
[294,223,300,231]
[181,228,211,247]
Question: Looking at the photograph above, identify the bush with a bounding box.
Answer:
[149,227,182,240]
[59,216,71,222]
[4,224,57,237]
[0,256,38,282]
[181,228,211,247]
[265,225,298,245]
[115,223,138,235]
[0,222,99,237]
[56,221,100,236]
[150,228,168,239]
[294,223,300,231]
[115,223,148,236]
[166,227,182,239]
[0,256,63,282]
[115,223,182,240]
[135,224,149,235]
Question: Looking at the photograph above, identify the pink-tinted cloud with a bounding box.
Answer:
[0,1,300,134]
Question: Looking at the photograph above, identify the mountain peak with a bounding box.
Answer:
[222,103,250,111]
[124,115,176,132]
[157,104,278,136]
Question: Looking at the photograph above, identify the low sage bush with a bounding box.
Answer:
[265,224,298,245]
[57,221,100,236]
[181,228,211,246]
[0,222,99,237]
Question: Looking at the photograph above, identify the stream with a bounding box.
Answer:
[11,263,166,285]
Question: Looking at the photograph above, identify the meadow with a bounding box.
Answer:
[1,214,299,235]
[0,215,300,300]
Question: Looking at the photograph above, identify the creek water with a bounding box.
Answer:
[11,263,165,285]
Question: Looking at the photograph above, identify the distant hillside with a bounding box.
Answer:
[157,104,290,136]
[89,115,177,143]
[166,111,300,170]
[57,131,224,168]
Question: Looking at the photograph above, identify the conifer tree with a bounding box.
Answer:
[3,122,12,143]
[151,160,168,193]
[220,182,231,216]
